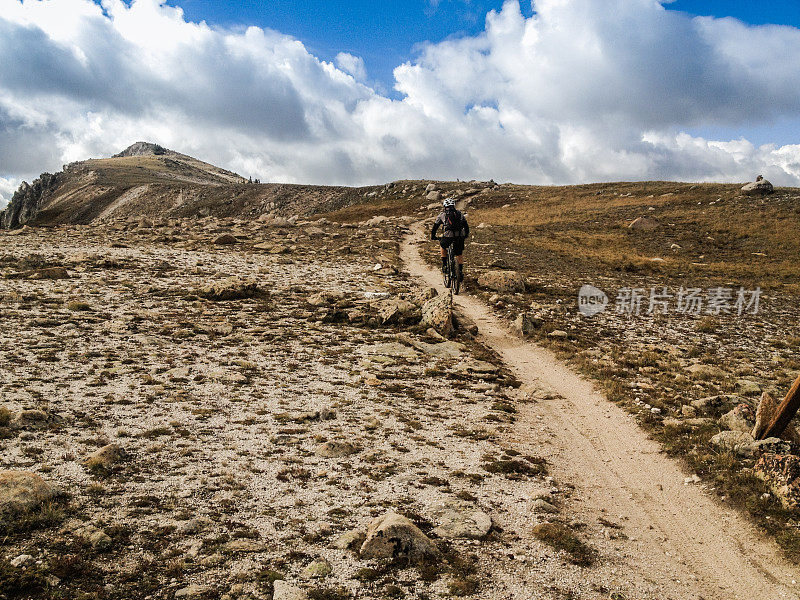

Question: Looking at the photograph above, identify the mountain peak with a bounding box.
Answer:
[112,141,175,158]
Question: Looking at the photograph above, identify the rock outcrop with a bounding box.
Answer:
[755,453,800,508]
[0,172,60,229]
[112,141,172,158]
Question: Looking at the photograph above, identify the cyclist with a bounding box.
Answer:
[431,198,470,282]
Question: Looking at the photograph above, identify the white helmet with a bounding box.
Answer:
[442,197,455,208]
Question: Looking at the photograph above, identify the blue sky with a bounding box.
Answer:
[2,0,800,202]
[171,0,800,91]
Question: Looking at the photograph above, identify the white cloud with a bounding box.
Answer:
[1,0,800,208]
[335,52,367,82]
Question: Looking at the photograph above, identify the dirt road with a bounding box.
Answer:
[401,222,799,600]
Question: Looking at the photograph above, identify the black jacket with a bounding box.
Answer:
[431,209,469,240]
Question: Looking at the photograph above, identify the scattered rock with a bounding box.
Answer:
[736,380,762,396]
[84,443,127,471]
[302,558,332,579]
[512,312,543,336]
[199,278,261,301]
[690,394,736,413]
[360,342,418,360]
[430,501,492,539]
[213,233,239,245]
[9,266,70,280]
[316,441,359,458]
[686,364,725,379]
[271,216,292,227]
[10,554,34,568]
[753,437,791,455]
[175,584,212,598]
[426,191,442,202]
[273,581,307,600]
[223,539,269,553]
[719,403,755,433]
[548,330,568,340]
[307,291,345,307]
[11,409,59,430]
[378,298,419,325]
[711,430,756,456]
[477,270,525,293]
[332,528,366,550]
[80,525,112,550]
[0,470,59,517]
[531,499,558,513]
[364,215,388,226]
[455,359,497,375]
[628,216,660,230]
[360,511,439,561]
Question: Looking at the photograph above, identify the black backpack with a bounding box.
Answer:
[444,207,462,233]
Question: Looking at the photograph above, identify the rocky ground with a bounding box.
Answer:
[0,218,650,599]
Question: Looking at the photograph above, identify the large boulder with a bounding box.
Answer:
[628,216,660,231]
[421,293,453,336]
[426,191,442,202]
[477,270,525,293]
[0,471,59,517]
[741,176,774,196]
[359,511,439,561]
[755,453,800,508]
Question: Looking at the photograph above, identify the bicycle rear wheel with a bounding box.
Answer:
[448,246,460,295]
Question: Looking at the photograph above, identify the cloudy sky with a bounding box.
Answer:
[2,0,800,207]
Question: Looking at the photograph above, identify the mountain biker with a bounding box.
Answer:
[431,198,470,281]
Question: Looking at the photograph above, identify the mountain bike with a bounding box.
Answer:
[436,237,461,295]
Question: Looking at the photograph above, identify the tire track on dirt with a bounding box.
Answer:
[401,221,799,600]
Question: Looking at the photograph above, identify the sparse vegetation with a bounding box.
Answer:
[532,523,596,566]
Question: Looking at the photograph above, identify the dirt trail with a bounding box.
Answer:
[401,222,799,600]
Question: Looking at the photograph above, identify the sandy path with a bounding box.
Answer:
[401,222,799,600]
